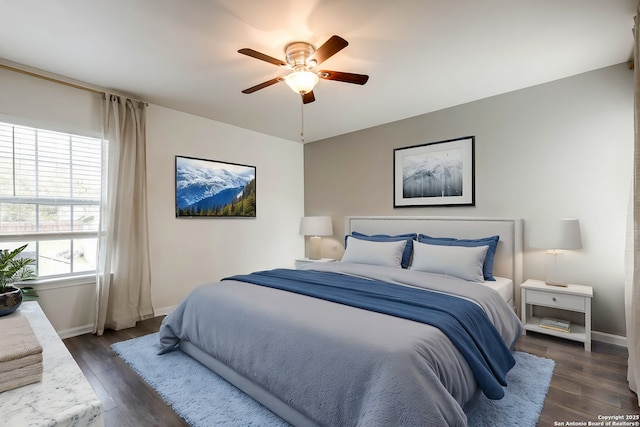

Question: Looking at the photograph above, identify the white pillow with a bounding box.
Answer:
[410,241,489,282]
[341,237,406,268]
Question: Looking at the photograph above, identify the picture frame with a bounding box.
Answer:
[175,155,256,218]
[393,136,475,207]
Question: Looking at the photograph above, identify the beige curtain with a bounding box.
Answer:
[627,4,640,405]
[95,94,153,335]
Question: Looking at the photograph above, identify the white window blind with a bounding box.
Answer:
[0,121,102,278]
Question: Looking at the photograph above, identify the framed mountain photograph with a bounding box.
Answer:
[393,136,475,207]
[175,155,256,218]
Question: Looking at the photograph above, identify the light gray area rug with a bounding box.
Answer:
[112,333,554,427]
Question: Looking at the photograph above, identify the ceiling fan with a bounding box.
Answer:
[238,35,369,104]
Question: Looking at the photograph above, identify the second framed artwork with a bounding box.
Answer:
[393,136,475,207]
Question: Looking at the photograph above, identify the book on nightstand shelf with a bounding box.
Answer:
[539,317,571,333]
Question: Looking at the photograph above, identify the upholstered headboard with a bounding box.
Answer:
[345,216,524,298]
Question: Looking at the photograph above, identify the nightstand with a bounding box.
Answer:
[294,258,336,269]
[520,279,593,351]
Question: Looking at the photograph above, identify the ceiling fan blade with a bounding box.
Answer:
[307,35,348,66]
[302,91,315,104]
[241,77,284,94]
[318,70,369,85]
[238,48,287,67]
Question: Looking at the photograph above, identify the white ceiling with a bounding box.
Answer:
[0,0,636,143]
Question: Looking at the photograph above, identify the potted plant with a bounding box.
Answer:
[0,244,36,316]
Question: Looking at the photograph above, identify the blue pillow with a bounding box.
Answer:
[346,232,417,269]
[417,234,499,281]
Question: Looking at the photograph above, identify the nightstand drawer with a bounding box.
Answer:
[525,289,585,311]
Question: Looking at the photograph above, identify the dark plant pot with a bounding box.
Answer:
[0,285,23,316]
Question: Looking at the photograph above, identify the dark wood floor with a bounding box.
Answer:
[64,317,188,427]
[64,317,640,426]
[516,332,640,426]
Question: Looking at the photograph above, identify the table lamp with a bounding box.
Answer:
[532,218,582,286]
[299,216,333,260]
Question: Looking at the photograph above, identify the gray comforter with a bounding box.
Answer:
[159,262,523,427]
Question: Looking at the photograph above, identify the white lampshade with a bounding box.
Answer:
[551,218,582,250]
[531,218,582,250]
[299,216,333,237]
[285,71,319,94]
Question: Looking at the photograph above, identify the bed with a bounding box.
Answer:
[158,216,524,427]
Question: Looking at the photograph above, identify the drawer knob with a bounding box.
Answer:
[552,297,557,302]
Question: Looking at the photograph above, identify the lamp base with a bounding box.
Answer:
[309,236,322,260]
[545,250,567,286]
[544,281,568,287]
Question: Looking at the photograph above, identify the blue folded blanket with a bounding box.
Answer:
[224,268,515,400]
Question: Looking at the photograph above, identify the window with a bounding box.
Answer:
[0,121,102,279]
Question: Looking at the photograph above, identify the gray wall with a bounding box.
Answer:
[303,63,633,337]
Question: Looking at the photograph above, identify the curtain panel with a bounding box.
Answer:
[627,3,640,405]
[95,94,153,335]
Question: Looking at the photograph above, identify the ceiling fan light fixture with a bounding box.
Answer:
[285,70,319,94]
[239,35,368,103]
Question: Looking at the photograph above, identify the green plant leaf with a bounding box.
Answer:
[0,244,36,292]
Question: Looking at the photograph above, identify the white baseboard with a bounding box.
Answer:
[154,305,177,317]
[55,307,175,339]
[58,324,95,339]
[592,331,627,348]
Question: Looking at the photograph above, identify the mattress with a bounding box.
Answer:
[480,276,514,306]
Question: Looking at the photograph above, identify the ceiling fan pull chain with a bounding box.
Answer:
[300,101,305,142]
